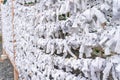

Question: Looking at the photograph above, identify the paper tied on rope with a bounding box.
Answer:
[113,0,120,20]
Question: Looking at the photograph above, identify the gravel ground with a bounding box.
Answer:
[0,43,14,80]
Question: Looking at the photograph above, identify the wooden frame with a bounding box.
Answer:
[0,0,19,79]
[3,49,19,80]
[0,49,19,80]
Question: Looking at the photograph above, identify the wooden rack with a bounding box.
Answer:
[0,0,19,80]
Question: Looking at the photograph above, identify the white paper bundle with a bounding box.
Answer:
[84,47,92,57]
[59,4,66,14]
[93,7,107,24]
[99,37,108,45]
[116,64,120,72]
[65,0,70,13]
[114,28,120,53]
[100,3,111,11]
[113,0,120,20]
[103,62,113,80]
[3,0,120,80]
[79,45,85,58]
[104,47,111,55]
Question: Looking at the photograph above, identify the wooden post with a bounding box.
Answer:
[14,69,19,80]
[0,0,19,79]
[3,49,19,80]
[0,57,3,62]
[11,0,19,80]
